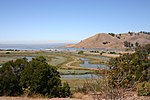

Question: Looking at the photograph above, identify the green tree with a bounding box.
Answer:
[124,41,130,47]
[0,56,71,97]
[0,58,28,96]
[143,44,150,54]
[135,42,140,47]
[78,50,84,54]
[20,56,70,97]
[108,33,115,37]
[61,82,71,97]
[108,48,150,88]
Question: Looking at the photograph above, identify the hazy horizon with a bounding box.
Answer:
[0,40,78,44]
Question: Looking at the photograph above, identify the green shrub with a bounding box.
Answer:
[20,56,71,97]
[100,51,105,55]
[0,56,71,97]
[78,50,84,54]
[109,52,116,54]
[103,42,109,45]
[6,52,10,54]
[137,81,150,96]
[0,59,28,96]
[108,33,115,37]
[108,48,150,88]
[61,82,71,97]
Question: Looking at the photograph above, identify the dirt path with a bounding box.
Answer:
[65,57,80,69]
[1,95,150,100]
[0,97,81,100]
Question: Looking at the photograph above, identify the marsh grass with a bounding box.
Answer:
[61,78,89,92]
[48,56,67,66]
[75,77,125,100]
[70,61,83,67]
[58,69,94,75]
[89,61,105,64]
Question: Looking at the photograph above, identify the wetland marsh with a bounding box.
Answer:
[0,50,109,92]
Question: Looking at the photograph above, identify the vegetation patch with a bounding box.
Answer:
[103,41,110,45]
[78,51,84,54]
[137,81,150,96]
[70,61,83,67]
[0,56,71,98]
[108,33,115,37]
[58,69,94,75]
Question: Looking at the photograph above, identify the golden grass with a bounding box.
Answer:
[61,78,86,92]
[0,97,81,100]
[102,53,120,58]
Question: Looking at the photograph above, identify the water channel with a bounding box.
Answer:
[61,74,101,79]
[22,56,33,62]
[0,56,108,79]
[61,57,108,79]
[80,58,108,69]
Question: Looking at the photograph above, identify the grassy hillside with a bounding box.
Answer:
[72,32,150,50]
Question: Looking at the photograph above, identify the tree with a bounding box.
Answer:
[143,44,150,54]
[128,32,134,36]
[20,56,70,97]
[108,47,150,88]
[124,41,130,47]
[78,50,84,54]
[103,41,109,45]
[124,41,134,49]
[0,56,71,97]
[61,82,71,97]
[135,42,140,47]
[0,58,28,96]
[108,33,115,37]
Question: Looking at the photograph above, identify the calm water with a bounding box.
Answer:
[80,58,108,69]
[0,44,96,51]
[0,43,65,50]
[21,56,33,62]
[61,74,100,79]
[62,58,108,79]
[94,56,110,61]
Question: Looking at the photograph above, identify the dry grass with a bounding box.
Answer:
[0,97,81,100]
[1,93,150,100]
[61,78,86,92]
[102,53,120,58]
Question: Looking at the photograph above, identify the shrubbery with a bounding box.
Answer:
[108,50,150,88]
[74,44,150,99]
[108,44,150,95]
[109,52,116,54]
[78,50,84,54]
[0,56,71,97]
[0,58,28,96]
[108,33,115,37]
[136,81,150,96]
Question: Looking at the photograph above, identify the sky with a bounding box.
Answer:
[0,0,150,44]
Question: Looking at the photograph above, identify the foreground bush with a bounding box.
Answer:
[0,59,28,96]
[76,44,150,99]
[0,56,71,97]
[137,81,150,96]
[108,46,150,88]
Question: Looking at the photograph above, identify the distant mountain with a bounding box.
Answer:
[70,32,150,50]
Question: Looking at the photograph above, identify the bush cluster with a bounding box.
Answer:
[78,50,84,54]
[136,81,150,96]
[108,44,150,96]
[0,56,70,97]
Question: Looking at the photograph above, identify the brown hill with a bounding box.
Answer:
[71,32,150,50]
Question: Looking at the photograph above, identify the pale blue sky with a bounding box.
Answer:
[0,0,150,44]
